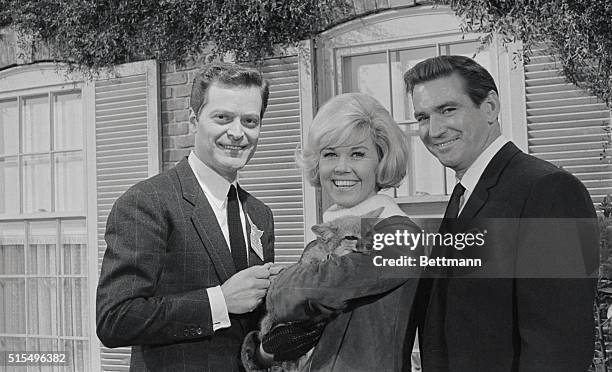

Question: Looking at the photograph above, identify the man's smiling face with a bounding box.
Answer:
[412,73,498,178]
[191,82,262,182]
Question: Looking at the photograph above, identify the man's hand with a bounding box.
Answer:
[221,263,272,314]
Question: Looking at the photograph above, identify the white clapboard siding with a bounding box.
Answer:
[239,56,305,264]
[524,47,612,202]
[95,60,160,372]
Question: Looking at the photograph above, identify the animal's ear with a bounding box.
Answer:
[363,207,384,219]
[311,223,337,242]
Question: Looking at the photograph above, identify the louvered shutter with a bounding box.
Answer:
[239,56,305,264]
[524,47,612,201]
[94,60,160,371]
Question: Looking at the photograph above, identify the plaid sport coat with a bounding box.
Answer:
[97,158,275,371]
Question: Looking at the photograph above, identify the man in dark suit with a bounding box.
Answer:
[404,55,598,371]
[97,62,276,371]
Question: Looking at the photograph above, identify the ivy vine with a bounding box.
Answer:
[0,0,349,72]
[1,0,610,105]
[436,0,612,106]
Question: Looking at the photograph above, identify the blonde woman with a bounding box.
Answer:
[245,93,423,371]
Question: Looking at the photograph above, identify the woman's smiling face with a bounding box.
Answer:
[318,136,380,208]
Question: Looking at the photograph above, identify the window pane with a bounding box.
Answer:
[0,222,25,275]
[27,278,58,335]
[54,92,83,151]
[54,152,84,212]
[0,278,26,334]
[28,221,58,275]
[409,135,447,195]
[0,99,18,155]
[61,219,87,275]
[23,154,51,213]
[342,53,391,110]
[22,96,50,153]
[64,339,88,372]
[0,337,27,372]
[62,278,88,337]
[0,156,20,214]
[390,46,437,121]
[27,338,60,366]
[388,46,446,196]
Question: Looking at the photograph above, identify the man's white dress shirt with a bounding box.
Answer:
[188,151,250,331]
[457,136,509,215]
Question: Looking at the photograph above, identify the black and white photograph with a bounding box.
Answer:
[0,0,611,371]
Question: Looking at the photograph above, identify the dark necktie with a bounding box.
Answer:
[444,183,466,219]
[227,185,248,272]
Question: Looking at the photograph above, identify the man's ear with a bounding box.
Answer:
[481,90,501,124]
[189,108,198,134]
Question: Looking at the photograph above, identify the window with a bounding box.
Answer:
[0,88,90,370]
[0,59,160,371]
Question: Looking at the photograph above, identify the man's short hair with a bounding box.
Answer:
[190,62,270,119]
[403,55,498,105]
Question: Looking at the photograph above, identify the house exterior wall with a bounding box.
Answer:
[1,2,610,370]
[159,61,200,171]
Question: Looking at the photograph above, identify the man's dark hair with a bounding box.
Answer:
[403,55,498,105]
[190,62,270,119]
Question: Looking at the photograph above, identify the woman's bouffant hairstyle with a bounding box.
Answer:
[298,93,409,189]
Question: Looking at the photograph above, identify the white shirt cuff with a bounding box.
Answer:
[207,286,231,331]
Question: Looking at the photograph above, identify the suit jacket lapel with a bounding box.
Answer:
[459,142,521,222]
[176,158,236,283]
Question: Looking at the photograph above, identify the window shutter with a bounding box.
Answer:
[524,47,612,201]
[94,60,160,371]
[239,56,305,264]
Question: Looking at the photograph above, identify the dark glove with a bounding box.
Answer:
[261,320,327,361]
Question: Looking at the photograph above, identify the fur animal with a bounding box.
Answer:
[299,207,382,264]
[257,207,383,370]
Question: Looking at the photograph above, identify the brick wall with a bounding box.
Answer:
[159,60,203,171]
